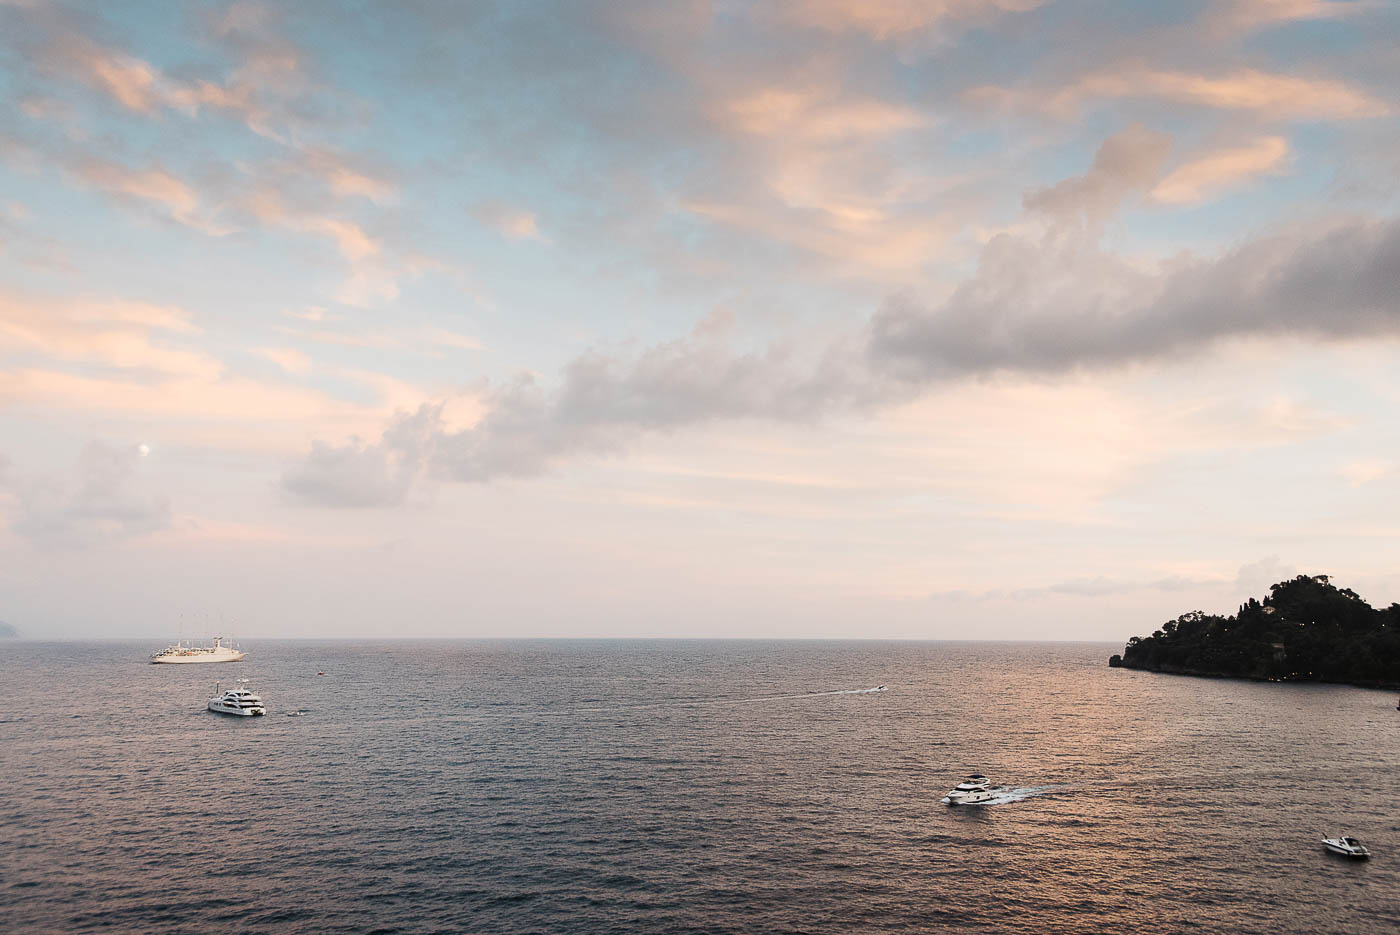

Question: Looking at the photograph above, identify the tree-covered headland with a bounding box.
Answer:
[1110,575,1399,689]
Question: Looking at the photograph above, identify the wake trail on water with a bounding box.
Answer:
[534,686,891,717]
[643,686,889,708]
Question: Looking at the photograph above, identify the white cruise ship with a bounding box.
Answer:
[151,636,245,664]
[208,681,265,716]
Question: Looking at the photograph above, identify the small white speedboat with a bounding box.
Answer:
[945,775,995,805]
[1322,836,1370,858]
[208,680,265,716]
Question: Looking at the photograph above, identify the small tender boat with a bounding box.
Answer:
[208,680,265,716]
[286,710,307,717]
[1322,836,1370,858]
[945,775,995,805]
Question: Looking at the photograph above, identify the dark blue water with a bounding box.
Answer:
[1,640,1396,933]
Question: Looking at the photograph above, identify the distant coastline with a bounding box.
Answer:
[1110,575,1400,691]
[0,621,18,639]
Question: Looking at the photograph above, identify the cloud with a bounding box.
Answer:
[284,306,328,322]
[983,66,1388,121]
[1151,136,1289,204]
[1233,555,1297,595]
[722,88,927,143]
[281,403,444,507]
[258,346,312,373]
[1023,124,1172,225]
[1210,0,1369,34]
[242,189,401,305]
[285,204,1400,503]
[1,442,171,546]
[688,82,955,274]
[284,318,874,499]
[428,329,484,352]
[999,574,1213,601]
[69,158,214,229]
[0,293,220,379]
[14,0,329,141]
[470,201,545,242]
[869,212,1400,379]
[775,0,1045,38]
[300,147,396,204]
[1338,459,1391,487]
[1113,68,1387,119]
[60,39,165,112]
[300,217,379,261]
[433,331,866,483]
[683,197,958,273]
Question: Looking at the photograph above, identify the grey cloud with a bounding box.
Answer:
[282,324,885,501]
[1023,124,1171,226]
[1007,575,1207,600]
[285,208,1400,503]
[286,209,1400,503]
[437,335,860,482]
[869,213,1400,380]
[281,403,443,507]
[1233,555,1297,596]
[933,573,1231,603]
[2,443,170,546]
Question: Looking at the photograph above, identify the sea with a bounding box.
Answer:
[1,639,1396,934]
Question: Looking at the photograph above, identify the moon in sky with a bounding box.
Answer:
[137,444,150,457]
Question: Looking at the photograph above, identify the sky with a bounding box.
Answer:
[1,0,1398,641]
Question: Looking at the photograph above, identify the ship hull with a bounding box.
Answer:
[152,652,245,664]
[208,702,264,715]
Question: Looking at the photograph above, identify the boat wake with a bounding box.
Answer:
[550,686,891,716]
[684,685,888,706]
[941,785,1061,806]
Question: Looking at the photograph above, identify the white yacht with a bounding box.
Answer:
[208,681,265,716]
[1322,836,1370,858]
[944,774,996,805]
[152,636,245,664]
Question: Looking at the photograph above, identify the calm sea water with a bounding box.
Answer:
[1,640,1396,934]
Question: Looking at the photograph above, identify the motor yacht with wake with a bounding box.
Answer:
[944,774,996,805]
[1321,835,1370,858]
[208,680,265,716]
[152,636,245,664]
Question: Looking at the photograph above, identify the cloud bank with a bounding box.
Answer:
[286,205,1400,504]
[869,214,1400,379]
[1,442,170,546]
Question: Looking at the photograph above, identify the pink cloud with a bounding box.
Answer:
[301,217,379,261]
[776,0,1044,38]
[73,160,197,217]
[0,294,219,380]
[470,202,545,242]
[1151,136,1290,204]
[978,66,1388,121]
[1211,0,1370,34]
[257,347,313,374]
[67,158,232,235]
[723,88,926,143]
